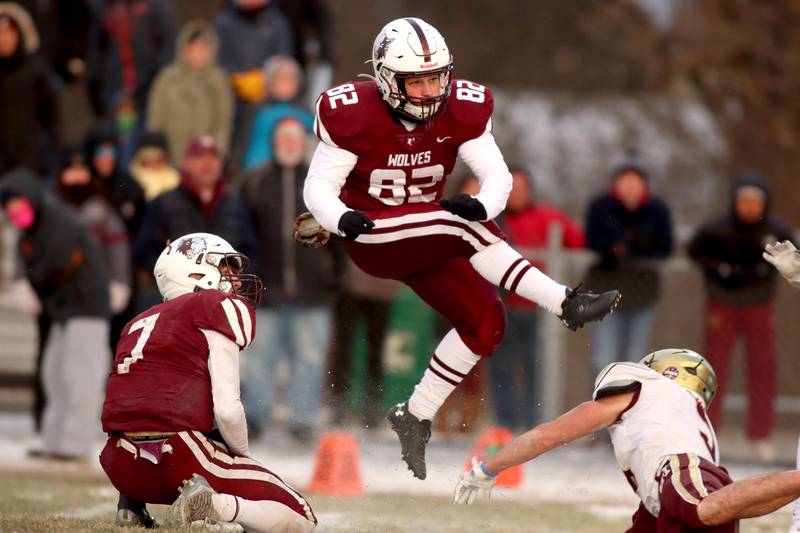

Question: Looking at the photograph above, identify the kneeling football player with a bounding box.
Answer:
[99,233,316,532]
[455,349,800,532]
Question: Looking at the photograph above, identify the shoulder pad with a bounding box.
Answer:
[193,290,255,349]
[593,362,654,400]
[315,81,380,148]
[448,79,494,135]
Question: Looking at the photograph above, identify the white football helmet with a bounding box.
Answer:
[371,17,453,121]
[153,233,262,304]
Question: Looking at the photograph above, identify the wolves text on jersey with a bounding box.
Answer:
[387,151,432,167]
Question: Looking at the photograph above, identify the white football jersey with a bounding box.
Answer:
[593,362,720,516]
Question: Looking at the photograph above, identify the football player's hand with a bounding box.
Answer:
[293,211,331,248]
[763,240,800,286]
[453,456,496,505]
[439,194,487,221]
[338,210,375,240]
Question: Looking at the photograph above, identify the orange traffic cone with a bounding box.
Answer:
[307,432,364,496]
[465,427,523,488]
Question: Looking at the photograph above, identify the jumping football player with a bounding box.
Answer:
[302,17,621,479]
[454,349,800,532]
[100,233,316,532]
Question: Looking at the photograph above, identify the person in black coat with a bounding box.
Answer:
[1,168,110,461]
[236,118,336,441]
[688,172,794,459]
[134,134,257,310]
[0,4,59,176]
[584,161,673,375]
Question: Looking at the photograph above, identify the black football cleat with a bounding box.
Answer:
[559,284,621,331]
[387,401,432,480]
[115,507,159,529]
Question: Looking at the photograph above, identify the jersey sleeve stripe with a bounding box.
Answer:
[231,298,253,347]
[315,96,339,147]
[220,298,245,347]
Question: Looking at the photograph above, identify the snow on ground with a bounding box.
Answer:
[0,411,781,510]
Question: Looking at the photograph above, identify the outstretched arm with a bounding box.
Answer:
[454,392,633,504]
[483,392,633,474]
[763,240,800,289]
[697,470,800,526]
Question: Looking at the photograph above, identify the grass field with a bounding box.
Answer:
[0,468,791,533]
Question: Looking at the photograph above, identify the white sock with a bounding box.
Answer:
[408,329,480,421]
[237,497,315,533]
[470,241,567,315]
[213,494,315,533]
[212,493,238,522]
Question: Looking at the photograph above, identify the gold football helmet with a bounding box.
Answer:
[639,349,718,407]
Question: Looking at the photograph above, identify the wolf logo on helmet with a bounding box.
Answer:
[175,235,207,261]
[155,232,263,305]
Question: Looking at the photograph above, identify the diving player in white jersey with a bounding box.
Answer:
[455,348,800,532]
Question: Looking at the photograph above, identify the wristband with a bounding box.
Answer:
[479,461,497,478]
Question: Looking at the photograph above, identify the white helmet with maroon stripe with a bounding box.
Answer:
[371,17,453,121]
[154,233,263,305]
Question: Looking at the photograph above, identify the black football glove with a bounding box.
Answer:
[439,194,487,221]
[338,210,375,240]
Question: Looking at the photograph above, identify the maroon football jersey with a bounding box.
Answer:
[102,290,256,433]
[315,79,493,211]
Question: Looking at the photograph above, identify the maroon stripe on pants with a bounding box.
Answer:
[370,218,493,247]
[499,258,525,289]
[677,454,704,501]
[179,432,317,523]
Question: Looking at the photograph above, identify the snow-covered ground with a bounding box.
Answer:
[0,411,784,509]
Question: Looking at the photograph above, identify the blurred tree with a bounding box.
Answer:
[666,1,800,226]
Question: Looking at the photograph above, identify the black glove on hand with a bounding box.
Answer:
[439,194,487,221]
[338,210,375,240]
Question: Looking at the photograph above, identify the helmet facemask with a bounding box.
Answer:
[375,62,453,122]
[154,233,264,306]
[205,251,264,307]
[369,18,454,123]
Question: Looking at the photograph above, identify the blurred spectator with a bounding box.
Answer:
[688,173,794,461]
[85,124,146,236]
[134,134,257,277]
[327,257,399,429]
[212,0,294,173]
[17,0,96,145]
[584,161,673,375]
[1,168,110,461]
[146,20,234,166]
[275,0,334,107]
[237,118,334,441]
[127,130,179,201]
[490,168,585,431]
[0,3,59,176]
[242,55,313,170]
[212,0,293,103]
[88,0,177,118]
[55,145,132,328]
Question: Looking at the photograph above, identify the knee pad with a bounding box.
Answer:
[459,299,506,356]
